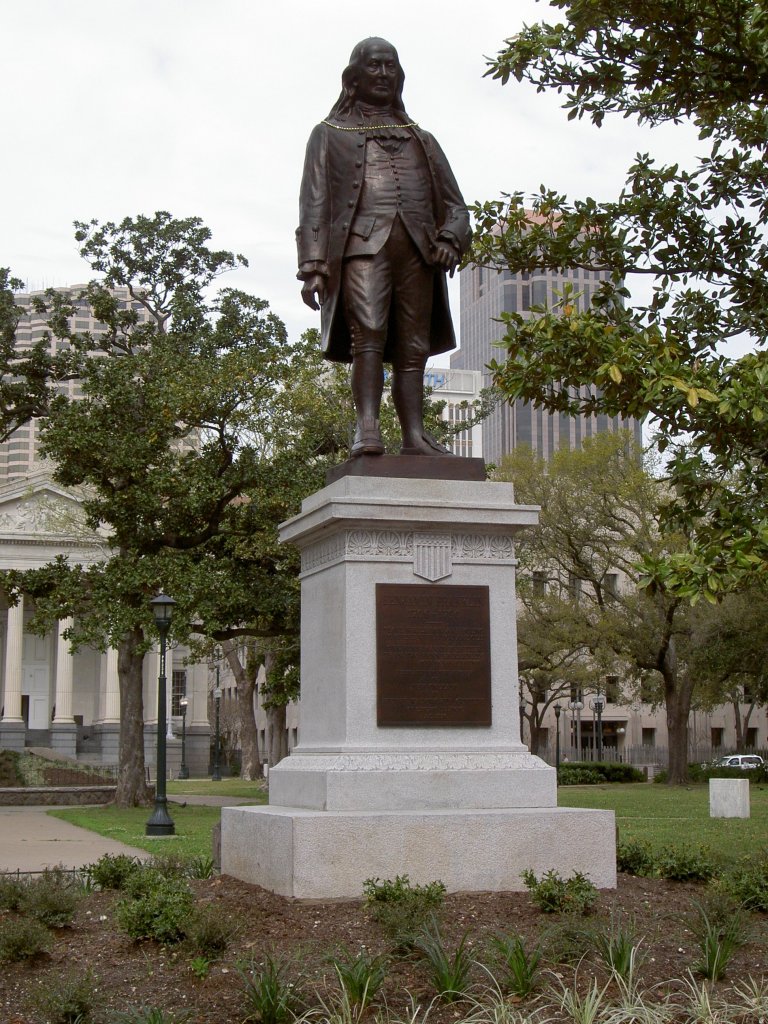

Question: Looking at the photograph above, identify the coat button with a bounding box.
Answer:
[355,160,362,168]
[347,200,354,207]
[342,222,349,230]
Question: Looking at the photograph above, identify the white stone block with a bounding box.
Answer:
[221,804,617,899]
[709,777,750,818]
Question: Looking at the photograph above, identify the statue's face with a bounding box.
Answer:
[352,42,399,107]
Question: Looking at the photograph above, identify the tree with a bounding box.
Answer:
[497,432,704,783]
[472,1,768,597]
[688,588,768,750]
[2,213,303,805]
[0,268,80,442]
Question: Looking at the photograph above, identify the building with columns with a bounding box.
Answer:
[0,279,214,773]
[0,470,210,772]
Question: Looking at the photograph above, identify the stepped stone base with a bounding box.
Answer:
[221,804,616,899]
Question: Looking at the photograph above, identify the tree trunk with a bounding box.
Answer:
[663,654,695,785]
[732,697,744,752]
[266,703,287,767]
[222,639,262,781]
[115,625,152,807]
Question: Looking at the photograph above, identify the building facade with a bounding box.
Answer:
[453,263,643,466]
[0,287,211,772]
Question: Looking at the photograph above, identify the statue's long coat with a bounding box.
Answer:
[296,119,472,364]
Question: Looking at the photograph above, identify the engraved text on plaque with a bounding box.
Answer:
[376,583,491,726]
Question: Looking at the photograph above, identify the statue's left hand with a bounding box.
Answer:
[433,240,460,275]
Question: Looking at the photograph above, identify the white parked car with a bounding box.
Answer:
[715,754,765,770]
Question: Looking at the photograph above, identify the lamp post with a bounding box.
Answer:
[553,703,562,773]
[178,696,189,780]
[211,665,222,782]
[146,593,175,837]
[591,692,606,762]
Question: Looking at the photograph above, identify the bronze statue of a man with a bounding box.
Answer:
[297,37,471,456]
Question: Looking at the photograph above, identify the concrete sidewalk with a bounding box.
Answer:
[0,796,255,873]
[0,806,151,873]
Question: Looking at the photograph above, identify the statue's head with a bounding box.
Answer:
[329,38,407,118]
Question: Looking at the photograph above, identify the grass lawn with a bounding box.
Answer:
[558,781,768,863]
[167,777,268,799]
[49,780,268,859]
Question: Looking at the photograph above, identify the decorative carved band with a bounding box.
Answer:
[301,529,516,575]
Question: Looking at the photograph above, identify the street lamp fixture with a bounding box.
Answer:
[590,692,606,762]
[178,696,189,781]
[146,593,176,837]
[553,703,562,774]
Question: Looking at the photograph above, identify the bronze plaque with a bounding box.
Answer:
[376,583,491,727]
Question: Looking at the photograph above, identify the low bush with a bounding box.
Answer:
[329,946,388,1010]
[415,920,473,1003]
[87,853,142,891]
[715,854,768,912]
[654,763,767,784]
[0,749,23,786]
[617,838,656,877]
[21,867,80,927]
[521,868,598,915]
[557,762,645,785]
[116,868,194,944]
[0,916,51,962]
[185,902,233,956]
[239,953,303,1024]
[32,968,96,1023]
[558,766,603,785]
[0,872,27,911]
[655,845,717,882]
[363,875,446,950]
[489,932,541,997]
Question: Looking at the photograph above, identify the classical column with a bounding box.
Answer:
[102,647,121,723]
[2,598,24,722]
[53,617,75,723]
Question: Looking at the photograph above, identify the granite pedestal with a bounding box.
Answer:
[221,472,616,897]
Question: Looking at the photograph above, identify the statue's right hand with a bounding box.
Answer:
[301,273,327,311]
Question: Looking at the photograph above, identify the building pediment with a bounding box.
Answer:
[0,471,98,543]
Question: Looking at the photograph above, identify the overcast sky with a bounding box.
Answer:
[3,0,699,364]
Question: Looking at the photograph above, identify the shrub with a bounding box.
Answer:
[590,914,642,979]
[415,920,474,1003]
[116,868,193,944]
[488,932,541,997]
[186,854,215,879]
[0,749,23,786]
[557,766,603,786]
[87,853,142,891]
[0,872,27,911]
[21,867,80,927]
[617,838,655,877]
[655,845,717,883]
[239,953,303,1024]
[329,947,388,1010]
[557,762,645,785]
[109,1009,191,1023]
[691,901,746,981]
[716,854,768,912]
[542,919,591,965]
[0,916,51,962]
[363,875,446,950]
[522,868,598,915]
[33,968,96,1023]
[147,852,190,880]
[185,903,233,956]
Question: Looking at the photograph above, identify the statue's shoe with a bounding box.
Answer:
[400,433,453,456]
[351,418,385,457]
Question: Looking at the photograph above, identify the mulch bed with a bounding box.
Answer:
[1,873,766,1022]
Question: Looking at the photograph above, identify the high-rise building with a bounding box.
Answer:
[1,285,153,480]
[453,262,643,466]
